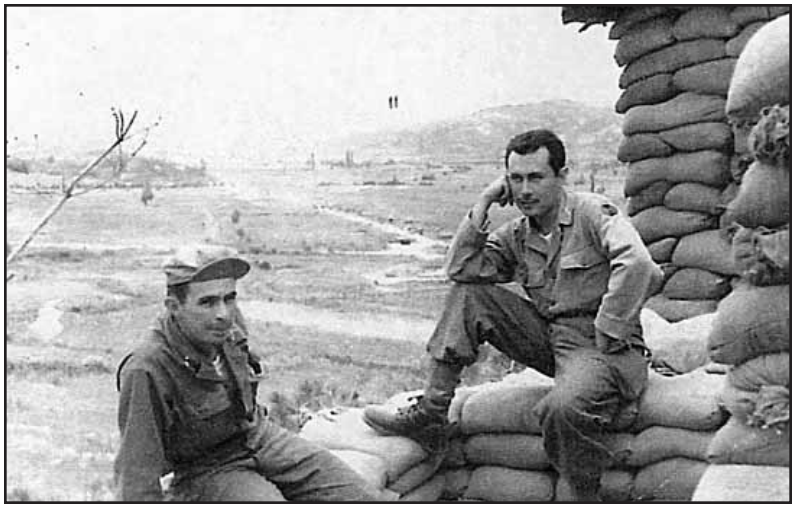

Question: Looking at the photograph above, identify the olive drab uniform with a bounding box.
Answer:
[114,313,381,502]
[429,189,662,493]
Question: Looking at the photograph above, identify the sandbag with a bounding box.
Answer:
[610,6,674,39]
[399,473,445,502]
[664,182,724,214]
[673,7,740,41]
[633,458,709,501]
[692,464,791,502]
[625,151,731,196]
[620,39,727,89]
[641,308,715,374]
[463,433,550,470]
[631,206,716,244]
[658,121,733,153]
[706,415,791,466]
[299,407,427,481]
[626,180,672,216]
[607,426,715,467]
[769,6,792,17]
[623,93,726,135]
[707,284,791,365]
[459,383,552,435]
[731,225,790,286]
[662,267,730,300]
[644,294,718,322]
[648,262,679,295]
[725,160,791,229]
[730,6,779,25]
[441,468,471,500]
[675,59,735,98]
[671,229,736,275]
[726,21,766,57]
[614,15,676,67]
[387,453,444,495]
[726,15,790,122]
[634,367,728,431]
[727,353,791,392]
[646,237,678,263]
[464,466,555,502]
[617,133,673,162]
[616,74,678,114]
[329,450,389,489]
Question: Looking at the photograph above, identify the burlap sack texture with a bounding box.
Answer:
[611,6,790,323]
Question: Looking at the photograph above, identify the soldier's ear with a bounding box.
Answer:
[165,296,180,313]
[558,166,569,179]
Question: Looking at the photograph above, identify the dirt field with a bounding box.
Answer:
[5,160,625,500]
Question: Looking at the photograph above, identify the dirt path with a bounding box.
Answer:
[239,300,435,344]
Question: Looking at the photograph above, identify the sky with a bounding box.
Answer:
[6,6,620,164]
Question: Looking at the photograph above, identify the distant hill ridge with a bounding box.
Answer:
[326,99,623,165]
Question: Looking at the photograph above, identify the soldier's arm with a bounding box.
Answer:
[444,212,518,283]
[444,175,519,282]
[114,364,172,501]
[592,201,663,340]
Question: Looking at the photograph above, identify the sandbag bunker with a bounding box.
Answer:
[298,6,790,502]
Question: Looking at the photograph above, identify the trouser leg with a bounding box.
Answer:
[170,460,287,502]
[426,283,555,376]
[253,418,385,502]
[533,341,648,500]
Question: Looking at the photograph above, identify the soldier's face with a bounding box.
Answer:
[506,149,564,221]
[172,278,238,355]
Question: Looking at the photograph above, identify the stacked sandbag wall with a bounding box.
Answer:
[701,19,791,473]
[610,6,790,322]
[434,368,728,501]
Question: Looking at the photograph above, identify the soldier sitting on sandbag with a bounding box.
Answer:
[363,129,663,501]
[114,245,386,502]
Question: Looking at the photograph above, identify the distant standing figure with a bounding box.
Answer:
[141,181,154,206]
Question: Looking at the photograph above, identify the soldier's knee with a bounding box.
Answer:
[537,390,599,430]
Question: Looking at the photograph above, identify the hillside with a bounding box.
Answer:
[325,100,624,168]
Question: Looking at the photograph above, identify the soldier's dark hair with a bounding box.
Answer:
[167,283,190,304]
[504,129,566,175]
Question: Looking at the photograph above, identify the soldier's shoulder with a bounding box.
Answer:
[117,332,170,376]
[569,191,621,218]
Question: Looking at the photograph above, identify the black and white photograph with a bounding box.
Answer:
[5,4,791,502]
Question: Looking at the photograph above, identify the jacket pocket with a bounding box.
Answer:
[555,245,609,308]
[559,245,605,270]
[181,385,232,420]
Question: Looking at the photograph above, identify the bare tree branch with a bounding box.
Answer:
[6,108,145,265]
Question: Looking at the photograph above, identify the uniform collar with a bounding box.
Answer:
[557,190,574,227]
[156,313,244,380]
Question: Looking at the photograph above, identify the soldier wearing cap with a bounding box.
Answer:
[363,129,662,501]
[114,245,383,501]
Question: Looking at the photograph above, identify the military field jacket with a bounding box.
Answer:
[445,190,662,343]
[114,314,267,501]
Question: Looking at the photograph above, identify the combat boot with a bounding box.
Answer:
[363,359,462,453]
[363,395,452,453]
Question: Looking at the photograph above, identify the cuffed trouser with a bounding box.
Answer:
[169,417,384,502]
[427,283,649,495]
